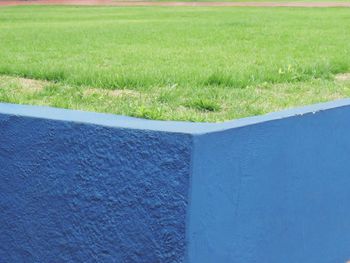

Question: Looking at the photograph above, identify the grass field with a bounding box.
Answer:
[1,6,350,122]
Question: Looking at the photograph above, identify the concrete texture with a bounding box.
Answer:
[0,107,192,262]
[1,100,350,262]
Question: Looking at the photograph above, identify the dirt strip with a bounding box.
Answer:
[1,0,350,7]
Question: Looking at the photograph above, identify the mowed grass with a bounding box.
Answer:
[0,6,350,122]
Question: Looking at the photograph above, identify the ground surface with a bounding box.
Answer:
[0,5,350,122]
[2,1,350,6]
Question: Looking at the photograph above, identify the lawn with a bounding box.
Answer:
[0,6,350,122]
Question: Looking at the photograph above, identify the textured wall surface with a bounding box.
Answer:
[1,100,350,263]
[0,111,192,262]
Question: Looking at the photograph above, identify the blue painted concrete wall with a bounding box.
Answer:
[0,108,192,262]
[188,104,350,263]
[1,100,350,262]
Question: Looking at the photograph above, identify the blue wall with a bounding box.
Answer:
[1,100,350,262]
[188,104,350,263]
[0,106,192,262]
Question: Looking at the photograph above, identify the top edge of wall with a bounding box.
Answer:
[0,99,350,135]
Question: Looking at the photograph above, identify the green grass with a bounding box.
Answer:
[0,6,350,122]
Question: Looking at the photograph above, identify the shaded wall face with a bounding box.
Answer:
[189,107,350,263]
[0,115,192,263]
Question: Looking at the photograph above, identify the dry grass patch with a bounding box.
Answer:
[1,75,350,122]
[0,76,48,93]
[335,73,350,82]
